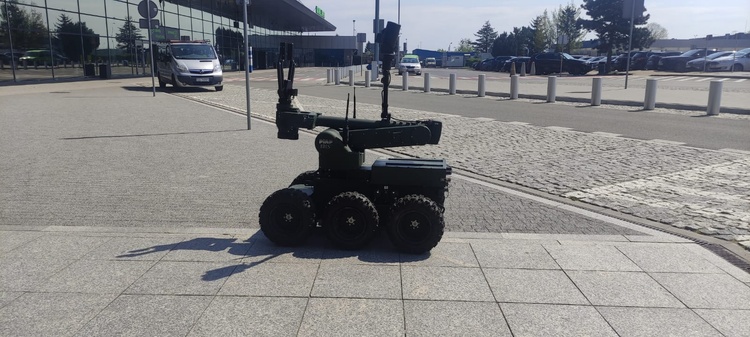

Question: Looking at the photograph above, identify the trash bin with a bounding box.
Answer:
[597,62,607,75]
[99,64,111,79]
[84,63,96,77]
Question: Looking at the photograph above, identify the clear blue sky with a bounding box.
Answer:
[302,0,750,51]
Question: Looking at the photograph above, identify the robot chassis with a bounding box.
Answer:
[259,22,451,254]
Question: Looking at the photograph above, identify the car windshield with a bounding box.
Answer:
[171,45,216,59]
[401,58,418,63]
[706,51,732,60]
[561,53,575,60]
[735,51,750,58]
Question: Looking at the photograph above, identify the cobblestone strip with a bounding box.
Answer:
[176,86,750,248]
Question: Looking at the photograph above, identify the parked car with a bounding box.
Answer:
[645,51,681,70]
[397,55,421,75]
[686,51,735,71]
[1,51,24,65]
[476,58,494,71]
[707,48,750,72]
[528,52,592,75]
[658,49,719,72]
[630,51,663,70]
[585,56,606,70]
[18,49,69,66]
[491,56,513,71]
[424,57,437,68]
[500,56,530,72]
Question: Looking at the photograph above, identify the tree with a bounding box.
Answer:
[646,22,668,40]
[472,21,497,53]
[552,2,585,53]
[115,17,144,56]
[456,38,474,52]
[53,14,98,62]
[0,0,49,50]
[530,11,553,52]
[491,26,535,56]
[578,0,650,71]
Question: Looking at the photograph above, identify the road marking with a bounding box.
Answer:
[592,132,622,138]
[717,78,730,82]
[677,77,698,82]
[648,139,686,146]
[718,148,750,156]
[696,77,715,82]
[658,76,678,82]
[473,117,495,122]
[506,121,530,125]
[734,79,747,83]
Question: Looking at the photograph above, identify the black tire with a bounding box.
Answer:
[324,192,379,250]
[215,85,223,91]
[386,194,444,254]
[289,170,318,187]
[158,73,166,88]
[733,64,744,72]
[259,188,315,246]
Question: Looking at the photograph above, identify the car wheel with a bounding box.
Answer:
[157,73,166,88]
[215,85,223,91]
[732,64,744,72]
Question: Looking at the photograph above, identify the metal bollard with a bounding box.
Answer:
[449,74,456,95]
[402,72,409,91]
[591,77,602,106]
[707,80,723,115]
[520,63,526,77]
[530,62,536,76]
[510,75,519,99]
[327,69,331,83]
[547,76,557,103]
[478,74,486,97]
[644,78,657,110]
[371,61,378,81]
[424,73,431,93]
[349,69,354,86]
[334,69,340,85]
[365,70,371,87]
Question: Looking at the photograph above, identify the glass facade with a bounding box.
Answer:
[0,0,320,84]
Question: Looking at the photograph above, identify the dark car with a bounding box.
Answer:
[645,51,680,70]
[491,56,513,71]
[529,52,591,75]
[1,51,24,65]
[630,51,663,70]
[657,49,719,72]
[500,56,530,72]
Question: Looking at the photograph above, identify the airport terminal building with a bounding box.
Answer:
[0,0,355,84]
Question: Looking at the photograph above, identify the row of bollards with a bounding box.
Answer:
[334,70,727,115]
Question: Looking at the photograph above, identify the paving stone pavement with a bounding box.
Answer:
[176,85,750,249]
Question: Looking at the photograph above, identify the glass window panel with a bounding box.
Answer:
[107,0,131,22]
[79,0,105,16]
[10,4,50,51]
[45,0,79,12]
[178,11,191,32]
[80,14,106,63]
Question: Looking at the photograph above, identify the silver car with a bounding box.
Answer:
[706,48,750,72]
[686,51,734,71]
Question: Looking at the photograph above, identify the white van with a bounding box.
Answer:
[155,40,223,91]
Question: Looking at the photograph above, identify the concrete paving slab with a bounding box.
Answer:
[694,308,750,337]
[568,270,685,308]
[403,300,511,337]
[471,242,560,269]
[0,292,22,309]
[616,243,725,273]
[544,244,643,271]
[598,307,723,337]
[76,294,211,337]
[311,264,401,299]
[401,266,494,301]
[38,259,154,294]
[1,235,110,260]
[0,292,114,337]
[187,296,308,337]
[0,231,44,254]
[82,236,183,261]
[298,298,404,337]
[242,238,325,264]
[500,303,618,336]
[399,241,479,267]
[0,258,73,291]
[125,261,235,295]
[161,236,253,262]
[650,273,750,309]
[218,262,319,297]
[483,268,589,305]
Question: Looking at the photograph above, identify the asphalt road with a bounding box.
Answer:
[239,74,750,152]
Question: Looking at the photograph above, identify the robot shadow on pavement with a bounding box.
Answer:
[259,22,452,254]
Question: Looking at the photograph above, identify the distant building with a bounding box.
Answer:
[575,33,750,55]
